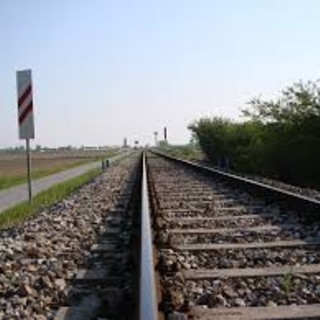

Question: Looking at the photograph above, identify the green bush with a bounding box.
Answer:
[189,80,320,188]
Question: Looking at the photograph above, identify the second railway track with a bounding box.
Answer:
[146,152,320,320]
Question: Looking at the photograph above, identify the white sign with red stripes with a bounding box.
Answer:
[16,69,35,139]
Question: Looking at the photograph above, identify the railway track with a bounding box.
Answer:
[147,152,320,320]
[2,150,320,319]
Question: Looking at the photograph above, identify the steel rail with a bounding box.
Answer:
[151,150,320,216]
[139,152,157,320]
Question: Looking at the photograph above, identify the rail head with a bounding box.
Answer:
[150,149,320,216]
[140,152,157,320]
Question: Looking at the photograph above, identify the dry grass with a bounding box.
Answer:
[0,158,89,177]
[0,149,116,190]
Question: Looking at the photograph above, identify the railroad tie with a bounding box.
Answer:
[183,264,320,279]
[189,304,320,320]
[169,224,300,234]
[174,240,320,251]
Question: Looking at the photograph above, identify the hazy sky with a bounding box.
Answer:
[2,1,320,147]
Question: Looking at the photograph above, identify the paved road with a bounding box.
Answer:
[0,151,131,213]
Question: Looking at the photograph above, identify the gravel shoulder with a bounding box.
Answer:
[0,154,139,319]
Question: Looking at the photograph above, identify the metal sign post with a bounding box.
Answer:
[26,138,32,202]
[16,69,35,203]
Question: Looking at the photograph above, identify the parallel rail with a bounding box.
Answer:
[151,150,320,216]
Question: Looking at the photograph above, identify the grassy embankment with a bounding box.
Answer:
[158,144,206,162]
[0,150,116,191]
[0,167,101,229]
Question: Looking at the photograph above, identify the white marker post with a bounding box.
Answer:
[16,70,35,203]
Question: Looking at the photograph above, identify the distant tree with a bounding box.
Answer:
[188,134,199,147]
[14,145,25,152]
[243,80,320,124]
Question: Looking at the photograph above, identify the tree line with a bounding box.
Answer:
[189,80,320,188]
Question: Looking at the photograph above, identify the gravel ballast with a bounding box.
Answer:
[0,155,139,319]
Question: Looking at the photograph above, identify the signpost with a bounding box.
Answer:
[16,69,35,203]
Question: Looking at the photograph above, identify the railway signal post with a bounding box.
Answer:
[16,69,35,203]
[164,126,167,142]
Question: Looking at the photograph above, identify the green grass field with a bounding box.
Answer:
[0,167,101,229]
